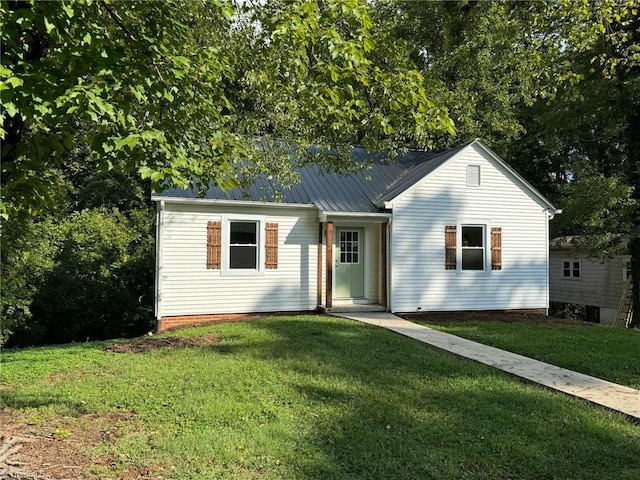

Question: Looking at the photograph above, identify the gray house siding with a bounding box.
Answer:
[549,249,630,323]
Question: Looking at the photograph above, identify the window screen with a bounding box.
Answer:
[229,221,257,269]
[461,226,484,270]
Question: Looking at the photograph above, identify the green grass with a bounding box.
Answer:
[1,315,639,479]
[413,318,640,390]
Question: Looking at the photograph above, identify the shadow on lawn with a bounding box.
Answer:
[222,316,640,480]
[0,390,89,414]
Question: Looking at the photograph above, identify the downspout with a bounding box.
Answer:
[545,210,550,315]
[387,217,393,312]
[545,208,562,315]
[155,200,165,331]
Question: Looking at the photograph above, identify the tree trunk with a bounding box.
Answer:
[627,110,640,327]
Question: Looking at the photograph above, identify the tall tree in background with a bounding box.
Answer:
[374,1,564,152]
[378,0,639,325]
[1,0,456,345]
[536,0,640,325]
[0,0,454,219]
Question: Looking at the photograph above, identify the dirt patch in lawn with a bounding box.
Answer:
[103,332,222,353]
[401,311,600,326]
[0,410,164,479]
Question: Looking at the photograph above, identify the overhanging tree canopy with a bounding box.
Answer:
[0,0,455,218]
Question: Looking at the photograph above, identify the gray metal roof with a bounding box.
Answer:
[159,143,470,212]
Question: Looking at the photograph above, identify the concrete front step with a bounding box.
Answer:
[321,304,387,313]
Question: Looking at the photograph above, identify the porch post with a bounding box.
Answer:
[317,223,323,307]
[326,222,334,309]
[381,222,388,308]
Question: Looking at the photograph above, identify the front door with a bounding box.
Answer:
[335,228,365,299]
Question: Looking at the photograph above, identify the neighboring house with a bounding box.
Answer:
[153,139,560,331]
[549,237,632,324]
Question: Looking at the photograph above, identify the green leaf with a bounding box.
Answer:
[62,134,75,149]
[3,102,19,117]
[114,134,140,151]
[44,17,56,35]
[62,3,74,18]
[5,77,24,89]
[163,90,175,102]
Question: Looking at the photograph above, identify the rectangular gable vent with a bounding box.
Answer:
[467,165,481,187]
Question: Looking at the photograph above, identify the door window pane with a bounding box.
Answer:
[339,230,359,264]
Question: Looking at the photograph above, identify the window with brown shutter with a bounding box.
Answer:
[207,221,221,269]
[491,227,502,270]
[265,223,278,269]
[445,225,457,270]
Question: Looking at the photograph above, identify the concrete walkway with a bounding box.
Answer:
[334,312,640,420]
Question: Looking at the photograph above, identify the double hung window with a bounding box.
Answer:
[562,259,581,279]
[206,216,278,272]
[461,226,485,270]
[445,223,502,271]
[229,221,258,269]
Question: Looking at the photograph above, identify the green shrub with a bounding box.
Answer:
[1,208,155,346]
[1,216,64,345]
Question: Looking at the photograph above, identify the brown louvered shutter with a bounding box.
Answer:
[445,225,457,270]
[265,223,278,269]
[207,221,221,269]
[491,227,502,271]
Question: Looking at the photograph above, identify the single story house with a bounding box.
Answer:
[549,237,632,324]
[153,139,560,331]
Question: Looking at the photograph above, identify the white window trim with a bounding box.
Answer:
[561,258,581,280]
[221,214,266,275]
[623,256,631,281]
[456,220,491,273]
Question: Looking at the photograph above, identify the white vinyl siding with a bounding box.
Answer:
[389,143,550,312]
[159,203,318,316]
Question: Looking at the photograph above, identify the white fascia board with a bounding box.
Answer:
[151,195,317,210]
[320,211,392,218]
[318,211,391,223]
[320,211,391,223]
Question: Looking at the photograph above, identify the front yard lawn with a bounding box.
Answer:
[408,313,640,389]
[1,314,639,479]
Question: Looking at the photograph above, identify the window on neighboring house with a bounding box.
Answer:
[562,259,581,279]
[467,165,481,187]
[623,258,632,281]
[445,224,502,271]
